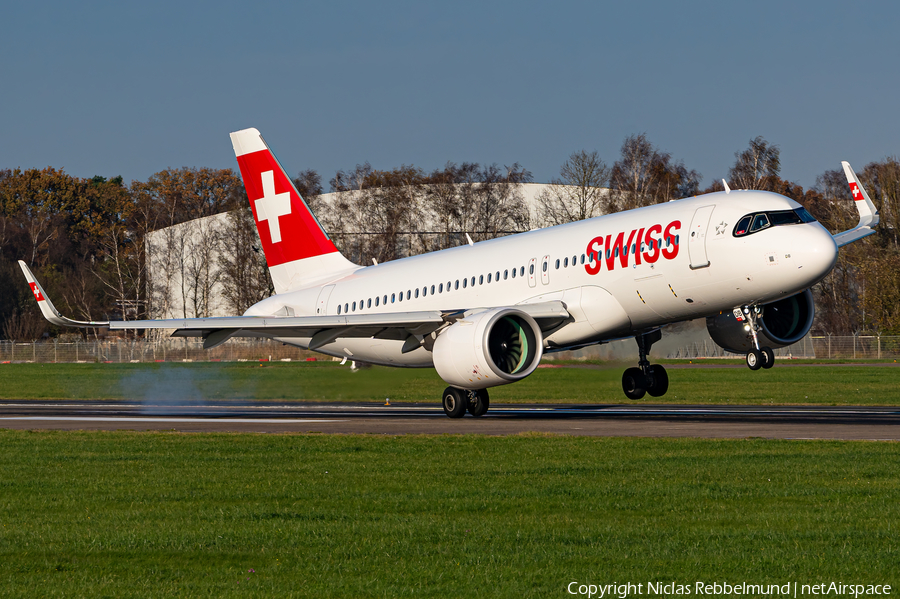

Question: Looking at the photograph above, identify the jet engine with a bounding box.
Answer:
[706,289,815,353]
[432,308,543,389]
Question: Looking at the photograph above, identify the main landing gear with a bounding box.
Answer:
[740,305,775,371]
[442,386,490,418]
[621,330,669,400]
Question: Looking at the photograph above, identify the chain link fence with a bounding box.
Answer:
[1,334,898,364]
[0,338,319,364]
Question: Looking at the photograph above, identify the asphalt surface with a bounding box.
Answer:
[0,400,898,440]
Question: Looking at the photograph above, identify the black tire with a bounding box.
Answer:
[746,349,763,371]
[442,387,467,418]
[467,389,490,417]
[622,367,646,400]
[646,364,669,397]
[761,347,775,369]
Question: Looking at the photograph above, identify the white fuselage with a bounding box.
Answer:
[245,191,838,366]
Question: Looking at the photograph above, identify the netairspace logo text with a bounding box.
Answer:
[566,581,892,598]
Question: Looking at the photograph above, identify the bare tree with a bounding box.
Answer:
[536,150,610,226]
[219,207,272,314]
[609,134,699,211]
[729,136,781,190]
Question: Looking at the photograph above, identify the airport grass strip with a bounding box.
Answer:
[0,431,897,597]
[1,361,900,405]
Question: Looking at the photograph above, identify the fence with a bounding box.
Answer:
[0,338,319,364]
[2,334,898,364]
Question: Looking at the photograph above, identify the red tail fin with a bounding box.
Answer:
[230,128,356,292]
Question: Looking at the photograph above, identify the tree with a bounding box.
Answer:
[535,150,610,227]
[293,169,324,213]
[609,134,699,211]
[729,136,781,191]
[219,207,272,314]
[467,163,532,241]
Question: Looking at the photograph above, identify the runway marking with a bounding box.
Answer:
[0,417,344,424]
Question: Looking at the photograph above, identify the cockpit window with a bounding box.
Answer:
[750,213,770,233]
[733,208,817,237]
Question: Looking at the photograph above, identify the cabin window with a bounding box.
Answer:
[520,266,525,277]
[471,276,476,286]
[383,295,387,304]
[398,292,403,302]
[479,275,484,285]
[344,303,349,313]
[439,283,444,293]
[367,298,372,308]
[487,273,492,283]
[352,301,356,312]
[564,257,569,268]
[463,278,467,288]
[455,280,459,290]
[415,288,419,298]
[511,268,516,279]
[407,290,411,300]
[375,296,379,307]
[572,255,577,265]
[542,261,548,272]
[504,269,508,279]
[529,264,534,275]
[495,271,500,281]
[580,254,585,265]
[391,293,396,303]
[337,304,342,314]
[555,259,560,269]
[446,281,451,291]
[431,285,435,295]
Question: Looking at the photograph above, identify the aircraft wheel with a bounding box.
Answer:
[442,387,467,418]
[622,367,646,400]
[467,389,490,417]
[646,364,669,397]
[746,349,763,371]
[761,347,775,369]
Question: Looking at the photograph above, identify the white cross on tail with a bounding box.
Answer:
[255,170,292,243]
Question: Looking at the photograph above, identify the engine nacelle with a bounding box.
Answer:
[432,308,543,390]
[706,289,815,353]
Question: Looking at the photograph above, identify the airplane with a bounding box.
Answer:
[19,128,879,417]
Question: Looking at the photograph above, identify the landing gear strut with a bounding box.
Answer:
[622,330,669,400]
[442,387,489,418]
[740,305,775,370]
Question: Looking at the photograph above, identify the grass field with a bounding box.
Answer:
[0,431,897,597]
[1,361,900,405]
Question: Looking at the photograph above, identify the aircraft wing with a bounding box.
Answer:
[18,260,570,350]
[832,161,880,247]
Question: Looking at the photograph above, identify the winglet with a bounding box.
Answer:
[832,162,880,247]
[17,260,109,328]
[842,161,879,228]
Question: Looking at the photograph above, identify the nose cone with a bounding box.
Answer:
[793,223,838,285]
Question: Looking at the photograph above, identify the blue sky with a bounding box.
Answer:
[2,1,897,189]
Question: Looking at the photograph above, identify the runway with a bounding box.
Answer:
[0,400,898,440]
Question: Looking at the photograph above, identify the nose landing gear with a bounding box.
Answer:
[621,329,669,400]
[741,305,775,370]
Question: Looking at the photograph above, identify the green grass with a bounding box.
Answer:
[1,361,900,405]
[0,432,897,597]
